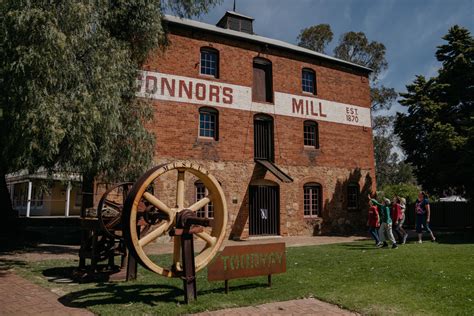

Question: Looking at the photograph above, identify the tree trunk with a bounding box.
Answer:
[81,173,95,217]
[0,170,18,238]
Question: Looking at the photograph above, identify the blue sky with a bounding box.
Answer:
[190,0,474,115]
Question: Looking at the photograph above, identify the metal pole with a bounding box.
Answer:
[9,183,14,201]
[65,181,71,217]
[26,180,32,217]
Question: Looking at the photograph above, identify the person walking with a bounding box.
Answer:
[367,199,381,246]
[391,197,404,244]
[369,195,398,249]
[415,191,436,243]
[399,197,409,244]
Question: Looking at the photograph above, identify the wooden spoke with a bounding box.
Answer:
[196,231,216,247]
[188,195,212,212]
[122,162,228,277]
[176,170,185,208]
[143,192,173,217]
[138,222,169,247]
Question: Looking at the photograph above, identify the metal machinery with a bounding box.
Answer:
[122,161,228,302]
[78,182,133,278]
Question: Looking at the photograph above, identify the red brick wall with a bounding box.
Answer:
[142,25,375,237]
[144,27,374,173]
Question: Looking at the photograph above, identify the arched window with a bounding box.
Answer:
[302,68,316,94]
[304,120,319,148]
[200,47,219,78]
[199,107,219,140]
[253,57,273,103]
[347,183,359,210]
[304,183,322,217]
[195,181,214,218]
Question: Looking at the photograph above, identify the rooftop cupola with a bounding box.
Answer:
[216,11,254,34]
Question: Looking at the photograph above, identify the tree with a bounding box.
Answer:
[334,31,387,81]
[395,26,474,199]
[371,85,398,112]
[0,0,221,231]
[297,24,333,54]
[372,116,416,188]
[380,183,419,204]
[332,31,417,188]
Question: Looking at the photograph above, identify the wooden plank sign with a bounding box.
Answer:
[207,242,286,282]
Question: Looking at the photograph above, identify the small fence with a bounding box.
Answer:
[404,202,473,230]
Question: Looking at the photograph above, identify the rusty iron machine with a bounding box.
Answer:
[78,182,136,279]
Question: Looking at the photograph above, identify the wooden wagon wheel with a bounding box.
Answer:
[97,182,134,239]
[122,161,227,277]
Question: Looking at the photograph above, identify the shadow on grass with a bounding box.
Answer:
[59,283,183,307]
[0,258,27,277]
[434,231,474,244]
[57,277,268,307]
[0,243,79,261]
[338,243,380,251]
[42,266,126,284]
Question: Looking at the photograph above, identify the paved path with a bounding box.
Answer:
[192,298,358,316]
[145,235,366,256]
[0,271,93,316]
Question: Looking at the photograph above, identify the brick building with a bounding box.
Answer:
[137,11,375,238]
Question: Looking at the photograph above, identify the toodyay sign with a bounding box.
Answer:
[137,70,371,128]
[207,242,286,282]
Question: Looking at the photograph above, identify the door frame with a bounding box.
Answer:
[253,114,274,162]
[249,183,280,236]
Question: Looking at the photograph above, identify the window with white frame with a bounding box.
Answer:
[200,48,219,77]
[347,183,359,209]
[195,181,214,218]
[304,183,322,217]
[302,68,316,94]
[304,120,319,148]
[31,186,43,209]
[199,107,218,140]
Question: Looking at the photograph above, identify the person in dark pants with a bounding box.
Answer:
[367,200,381,246]
[415,191,436,243]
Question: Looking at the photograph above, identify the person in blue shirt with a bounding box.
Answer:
[415,191,436,243]
[369,195,398,249]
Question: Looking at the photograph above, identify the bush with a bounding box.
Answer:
[380,183,420,203]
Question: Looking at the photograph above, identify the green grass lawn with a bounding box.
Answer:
[4,236,474,315]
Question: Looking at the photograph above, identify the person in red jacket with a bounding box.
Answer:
[367,200,381,246]
[391,197,405,244]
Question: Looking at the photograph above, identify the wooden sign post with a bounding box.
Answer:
[207,242,286,293]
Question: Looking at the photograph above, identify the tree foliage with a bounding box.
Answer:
[380,183,420,204]
[297,24,333,54]
[333,31,388,81]
[395,25,474,199]
[0,0,221,219]
[370,85,397,112]
[372,115,416,189]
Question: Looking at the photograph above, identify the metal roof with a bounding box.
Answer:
[6,168,82,183]
[164,15,372,73]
